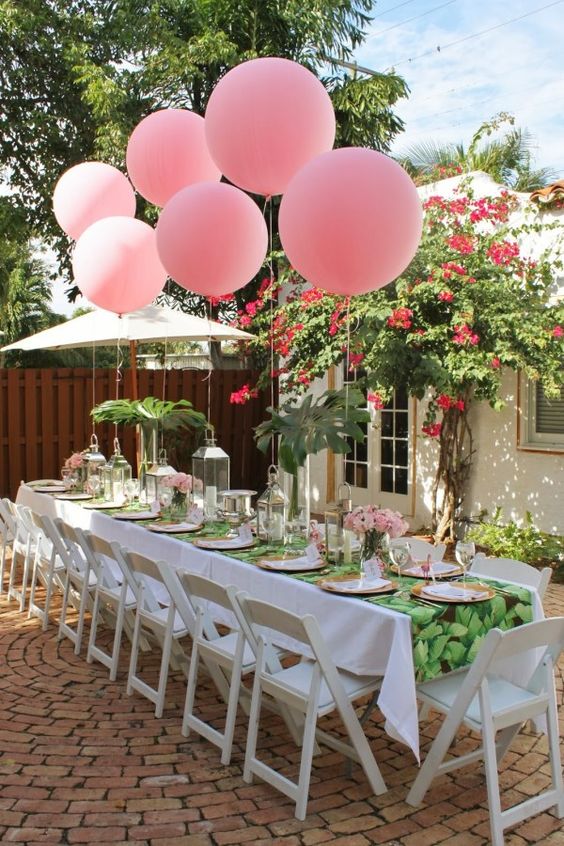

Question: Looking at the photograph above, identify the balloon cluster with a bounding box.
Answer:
[52,57,422,315]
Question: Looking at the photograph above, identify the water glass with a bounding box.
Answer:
[87,474,101,500]
[389,540,411,593]
[61,467,75,491]
[124,478,140,503]
[455,541,476,588]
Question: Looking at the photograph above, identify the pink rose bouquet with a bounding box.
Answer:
[163,472,193,494]
[344,505,409,538]
[65,452,85,470]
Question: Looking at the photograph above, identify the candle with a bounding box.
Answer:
[343,530,352,562]
[205,485,217,508]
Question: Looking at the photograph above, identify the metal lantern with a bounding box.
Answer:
[81,433,106,480]
[257,465,287,544]
[101,438,132,502]
[191,429,230,518]
[145,448,176,505]
[324,482,353,564]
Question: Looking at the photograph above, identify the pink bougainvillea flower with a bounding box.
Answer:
[422,422,442,438]
[229,384,258,405]
[438,290,454,303]
[387,307,413,330]
[552,325,563,338]
[447,234,475,254]
[367,391,384,410]
[491,356,501,369]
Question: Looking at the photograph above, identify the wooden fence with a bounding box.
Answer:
[0,368,272,499]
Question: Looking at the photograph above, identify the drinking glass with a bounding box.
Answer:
[87,474,101,500]
[389,540,411,595]
[61,467,75,491]
[158,487,173,516]
[125,478,140,503]
[455,541,475,588]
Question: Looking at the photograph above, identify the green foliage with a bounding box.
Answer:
[255,388,369,475]
[467,508,564,574]
[398,113,557,190]
[91,397,207,432]
[0,0,407,309]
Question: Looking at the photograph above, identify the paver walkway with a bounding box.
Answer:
[0,577,563,846]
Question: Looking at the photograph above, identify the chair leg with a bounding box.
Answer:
[221,660,243,766]
[126,605,143,697]
[109,600,126,681]
[481,712,504,846]
[182,641,200,737]
[294,692,321,820]
[86,590,101,664]
[154,613,175,718]
[546,669,564,817]
[406,708,462,806]
[243,663,264,785]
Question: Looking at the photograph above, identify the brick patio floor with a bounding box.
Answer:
[0,575,563,846]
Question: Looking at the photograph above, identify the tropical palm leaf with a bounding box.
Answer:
[91,397,208,431]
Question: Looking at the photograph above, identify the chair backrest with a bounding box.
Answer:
[390,536,446,561]
[114,547,167,613]
[0,498,16,537]
[75,530,125,590]
[450,617,564,716]
[471,553,552,599]
[36,515,79,572]
[49,518,95,578]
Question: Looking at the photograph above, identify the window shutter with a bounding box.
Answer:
[536,383,564,434]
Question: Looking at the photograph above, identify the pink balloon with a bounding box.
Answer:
[126,109,222,206]
[156,182,268,297]
[72,217,167,314]
[205,57,335,196]
[279,148,423,296]
[53,162,136,240]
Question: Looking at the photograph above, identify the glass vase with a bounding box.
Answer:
[139,420,159,502]
[359,530,386,574]
[169,491,188,522]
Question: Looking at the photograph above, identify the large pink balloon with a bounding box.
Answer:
[279,148,423,296]
[53,162,136,240]
[205,57,336,196]
[72,217,167,314]
[126,109,222,206]
[156,182,268,296]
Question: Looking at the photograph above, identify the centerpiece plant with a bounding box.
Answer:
[91,397,208,481]
[254,387,370,521]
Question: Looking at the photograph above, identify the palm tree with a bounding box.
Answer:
[397,113,557,191]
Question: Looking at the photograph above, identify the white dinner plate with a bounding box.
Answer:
[193,537,256,551]
[31,485,67,494]
[54,492,93,501]
[402,561,462,578]
[255,555,326,572]
[317,576,396,595]
[113,510,156,521]
[83,501,126,510]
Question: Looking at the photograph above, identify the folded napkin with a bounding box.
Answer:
[405,561,458,577]
[113,510,155,521]
[259,554,321,571]
[147,522,201,533]
[197,537,253,548]
[422,583,488,600]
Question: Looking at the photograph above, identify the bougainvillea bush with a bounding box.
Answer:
[228,181,564,542]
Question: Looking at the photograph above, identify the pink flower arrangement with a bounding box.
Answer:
[163,472,194,494]
[65,452,84,469]
[344,506,409,539]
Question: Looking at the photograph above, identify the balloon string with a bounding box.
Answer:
[160,278,171,451]
[91,343,96,437]
[268,196,275,467]
[115,333,124,441]
[204,299,213,427]
[345,297,351,424]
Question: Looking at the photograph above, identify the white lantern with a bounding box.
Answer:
[257,465,287,544]
[101,438,132,502]
[191,430,230,518]
[145,448,176,505]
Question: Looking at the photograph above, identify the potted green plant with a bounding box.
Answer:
[91,397,208,487]
[254,388,370,522]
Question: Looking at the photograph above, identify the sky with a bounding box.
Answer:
[354,0,564,173]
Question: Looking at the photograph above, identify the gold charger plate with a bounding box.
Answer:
[317,575,397,595]
[393,561,462,579]
[411,582,495,603]
[193,536,256,551]
[255,555,327,573]
[146,521,204,534]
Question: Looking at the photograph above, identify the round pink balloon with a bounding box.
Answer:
[279,148,423,296]
[53,162,136,240]
[205,57,336,196]
[156,182,268,297]
[72,217,167,314]
[126,109,222,206]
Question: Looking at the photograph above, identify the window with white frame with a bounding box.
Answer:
[380,386,409,495]
[521,377,564,449]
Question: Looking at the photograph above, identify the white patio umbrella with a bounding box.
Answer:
[0,303,254,398]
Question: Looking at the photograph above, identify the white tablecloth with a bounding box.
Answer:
[20,484,543,760]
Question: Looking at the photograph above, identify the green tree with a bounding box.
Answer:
[398,114,557,191]
[235,183,564,542]
[0,0,408,303]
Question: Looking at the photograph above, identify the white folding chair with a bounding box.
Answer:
[390,536,446,562]
[74,530,137,680]
[117,548,190,717]
[0,498,16,596]
[407,617,564,846]
[7,503,42,611]
[471,553,552,600]
[26,514,68,631]
[234,592,386,820]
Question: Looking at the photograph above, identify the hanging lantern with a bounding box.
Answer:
[101,438,132,502]
[324,482,352,564]
[81,433,106,480]
[145,448,176,505]
[256,465,287,543]
[191,429,230,518]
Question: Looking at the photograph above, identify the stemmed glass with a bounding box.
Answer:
[125,478,140,504]
[389,540,411,595]
[455,541,476,589]
[87,474,101,501]
[158,486,173,517]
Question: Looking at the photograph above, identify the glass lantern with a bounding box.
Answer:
[191,429,230,519]
[324,482,353,564]
[81,433,106,481]
[101,438,132,502]
[257,465,287,544]
[145,448,176,505]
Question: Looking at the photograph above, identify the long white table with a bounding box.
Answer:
[16,484,544,761]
